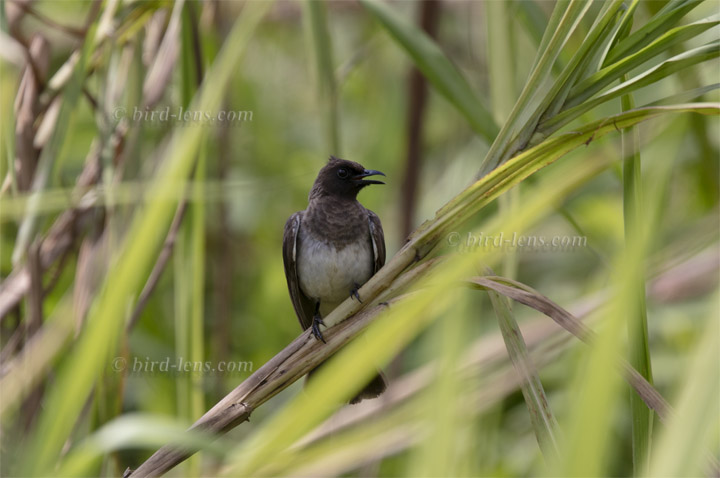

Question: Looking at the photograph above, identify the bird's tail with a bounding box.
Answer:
[306,365,387,405]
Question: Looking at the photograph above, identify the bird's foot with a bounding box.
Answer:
[311,315,326,343]
[350,283,363,303]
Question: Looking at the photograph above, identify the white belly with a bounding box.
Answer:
[297,237,373,313]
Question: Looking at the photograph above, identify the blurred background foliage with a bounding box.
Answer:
[0,0,718,477]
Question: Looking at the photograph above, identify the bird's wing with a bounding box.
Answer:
[367,210,386,273]
[282,212,316,330]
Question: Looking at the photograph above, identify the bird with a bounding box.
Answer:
[282,156,388,404]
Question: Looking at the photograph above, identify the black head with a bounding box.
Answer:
[309,156,385,200]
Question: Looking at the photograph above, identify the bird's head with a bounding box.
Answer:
[310,156,385,200]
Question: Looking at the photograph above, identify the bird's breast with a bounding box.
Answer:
[296,233,373,308]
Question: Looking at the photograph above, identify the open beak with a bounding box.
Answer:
[352,169,386,185]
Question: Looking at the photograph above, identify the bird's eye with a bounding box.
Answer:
[337,168,349,179]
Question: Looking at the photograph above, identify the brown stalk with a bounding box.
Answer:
[142,1,183,107]
[14,34,50,191]
[5,0,32,44]
[400,0,440,240]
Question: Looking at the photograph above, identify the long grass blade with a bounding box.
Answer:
[487,286,560,459]
[360,0,498,143]
[529,0,570,73]
[604,0,703,66]
[538,0,626,121]
[494,0,625,169]
[538,42,720,135]
[477,0,593,177]
[620,51,654,474]
[486,0,520,278]
[568,16,720,108]
[304,0,341,154]
[188,141,207,474]
[178,7,206,475]
[512,0,570,75]
[645,83,720,106]
[602,0,640,64]
[486,0,516,124]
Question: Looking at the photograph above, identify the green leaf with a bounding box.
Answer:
[568,15,720,108]
[501,0,626,169]
[603,0,703,66]
[512,0,569,75]
[645,83,720,106]
[175,8,206,475]
[539,0,626,120]
[619,39,654,472]
[486,0,517,123]
[56,414,231,477]
[360,0,498,143]
[529,0,571,73]
[602,0,640,62]
[538,42,720,135]
[477,0,593,177]
[304,0,341,154]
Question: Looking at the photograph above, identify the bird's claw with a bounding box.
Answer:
[311,315,326,343]
[350,283,363,303]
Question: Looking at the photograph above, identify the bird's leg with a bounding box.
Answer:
[311,302,326,343]
[350,282,363,303]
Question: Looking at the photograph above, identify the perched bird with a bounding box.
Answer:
[283,156,387,403]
